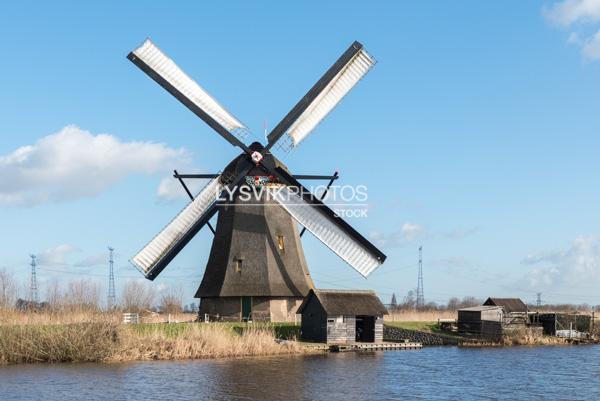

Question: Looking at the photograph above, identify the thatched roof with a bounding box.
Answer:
[483,297,527,313]
[297,289,388,316]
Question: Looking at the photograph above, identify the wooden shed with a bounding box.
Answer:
[483,297,528,326]
[457,305,503,340]
[537,313,592,336]
[297,289,388,344]
[483,298,527,313]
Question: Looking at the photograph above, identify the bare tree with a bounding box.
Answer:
[447,297,460,310]
[401,289,416,310]
[121,280,156,313]
[45,279,64,310]
[0,268,17,309]
[65,279,101,311]
[159,285,184,314]
[457,296,481,309]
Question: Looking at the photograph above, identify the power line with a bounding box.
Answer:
[369,262,419,277]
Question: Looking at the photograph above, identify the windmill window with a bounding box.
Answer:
[277,235,285,253]
[235,259,243,273]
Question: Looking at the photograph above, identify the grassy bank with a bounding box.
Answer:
[385,320,463,338]
[385,310,456,322]
[384,321,582,346]
[0,322,310,365]
[384,321,439,332]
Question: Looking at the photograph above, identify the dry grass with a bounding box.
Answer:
[502,328,569,346]
[0,308,121,326]
[0,309,311,365]
[0,321,119,364]
[0,309,197,325]
[460,328,572,347]
[385,310,456,322]
[111,324,306,362]
[139,312,197,324]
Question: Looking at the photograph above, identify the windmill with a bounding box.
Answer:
[128,39,387,322]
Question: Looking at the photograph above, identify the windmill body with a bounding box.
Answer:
[196,146,314,321]
[127,39,387,322]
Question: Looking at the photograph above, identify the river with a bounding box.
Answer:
[1,345,599,400]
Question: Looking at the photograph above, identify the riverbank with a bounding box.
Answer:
[0,322,311,365]
[2,311,596,365]
[384,323,461,345]
[383,321,595,346]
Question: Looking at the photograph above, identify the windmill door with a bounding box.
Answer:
[241,296,252,321]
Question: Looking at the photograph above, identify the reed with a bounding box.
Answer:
[502,328,569,346]
[0,307,121,326]
[111,324,306,362]
[0,321,119,364]
[0,314,310,365]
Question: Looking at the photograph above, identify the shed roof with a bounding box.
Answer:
[483,297,527,313]
[459,305,503,312]
[297,289,388,316]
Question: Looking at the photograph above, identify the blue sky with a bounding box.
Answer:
[1,1,600,307]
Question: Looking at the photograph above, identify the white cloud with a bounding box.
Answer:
[371,222,425,248]
[522,236,600,288]
[400,222,423,240]
[568,31,582,44]
[529,266,562,287]
[544,0,600,26]
[544,0,600,60]
[0,125,188,206]
[37,244,79,266]
[582,29,600,58]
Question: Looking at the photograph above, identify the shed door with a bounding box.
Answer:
[241,296,252,321]
[356,315,375,342]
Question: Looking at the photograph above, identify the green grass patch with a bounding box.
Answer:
[385,321,438,332]
[124,322,300,340]
[385,321,466,341]
[126,322,190,337]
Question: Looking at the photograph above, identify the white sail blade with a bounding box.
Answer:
[270,186,382,277]
[131,39,249,141]
[284,48,375,150]
[131,176,223,277]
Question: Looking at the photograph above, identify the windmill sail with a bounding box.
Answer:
[131,176,224,280]
[128,39,250,148]
[267,41,375,152]
[269,185,384,277]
